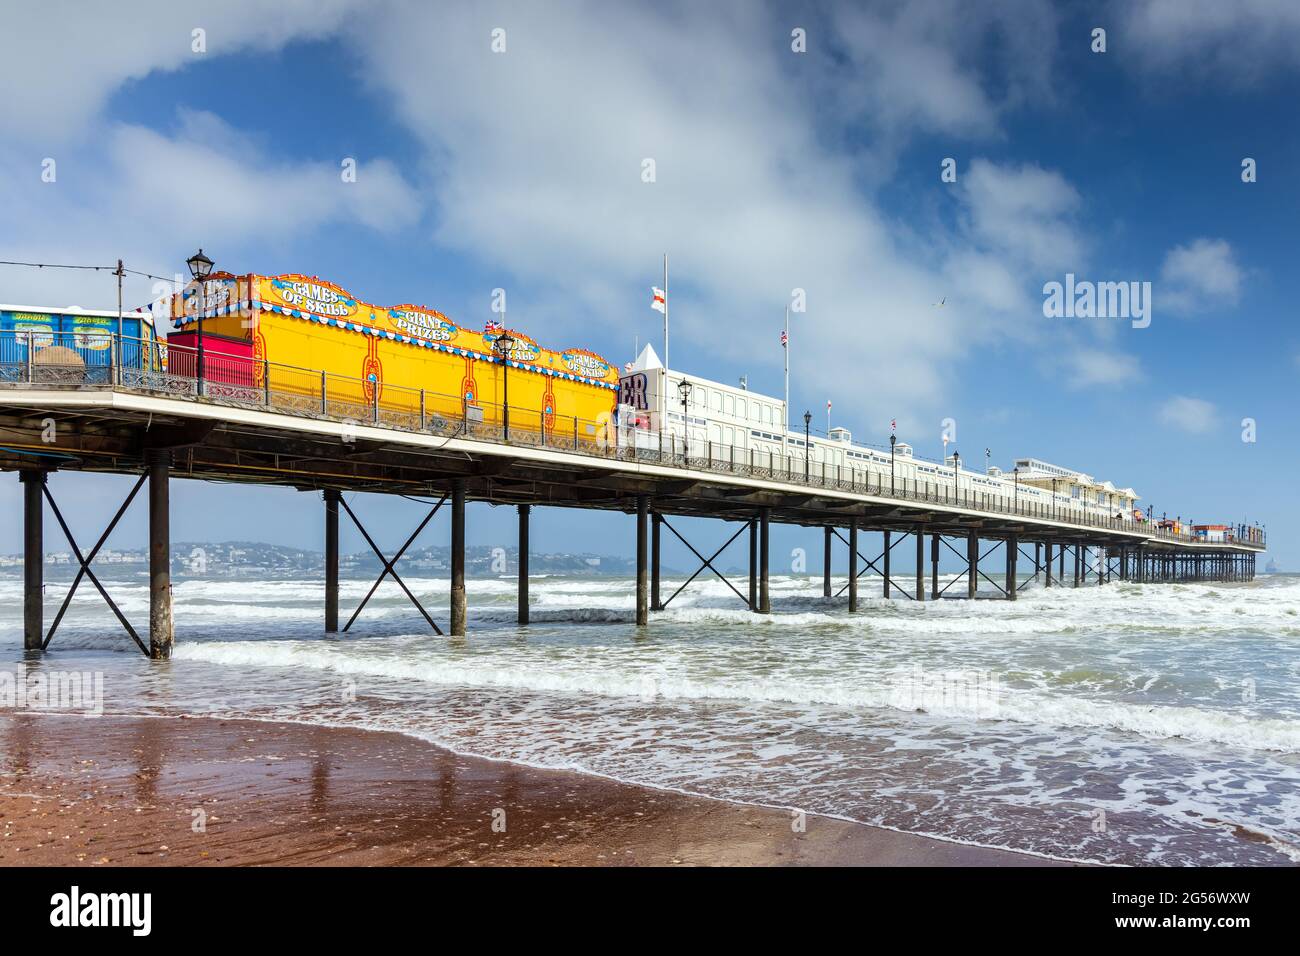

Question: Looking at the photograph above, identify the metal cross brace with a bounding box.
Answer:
[659,516,750,609]
[341,494,446,634]
[42,473,149,656]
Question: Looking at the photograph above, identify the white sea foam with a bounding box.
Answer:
[173,634,1300,753]
[6,569,1299,866]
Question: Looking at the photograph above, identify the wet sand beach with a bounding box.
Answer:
[0,713,1063,867]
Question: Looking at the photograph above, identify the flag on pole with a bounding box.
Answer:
[485,319,503,333]
[891,419,896,433]
[651,287,666,313]
[827,400,832,411]
[780,329,788,347]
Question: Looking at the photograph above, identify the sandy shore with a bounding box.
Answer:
[0,713,1065,866]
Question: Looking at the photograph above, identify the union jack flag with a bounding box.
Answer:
[780,330,788,347]
[485,319,503,333]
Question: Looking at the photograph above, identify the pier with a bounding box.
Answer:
[0,333,1264,658]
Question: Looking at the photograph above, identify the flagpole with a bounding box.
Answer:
[783,305,789,455]
[662,253,668,455]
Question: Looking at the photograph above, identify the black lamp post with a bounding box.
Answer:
[951,450,960,502]
[493,331,516,440]
[1013,465,1020,509]
[1052,477,1059,519]
[187,249,214,395]
[889,432,896,494]
[678,378,692,458]
[803,410,812,480]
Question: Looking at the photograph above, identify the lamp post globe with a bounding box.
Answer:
[186,249,214,281]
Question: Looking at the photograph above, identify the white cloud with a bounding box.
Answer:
[0,110,419,308]
[105,112,420,236]
[1159,238,1242,313]
[959,159,1085,274]
[825,1,1060,138]
[0,0,365,141]
[0,1,1080,434]
[1119,0,1300,84]
[340,3,1081,429]
[1065,349,1142,388]
[1158,395,1218,434]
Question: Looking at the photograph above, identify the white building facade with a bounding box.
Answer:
[617,345,1141,523]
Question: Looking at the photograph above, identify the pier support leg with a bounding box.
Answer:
[916,531,925,602]
[1059,544,1065,583]
[967,531,978,599]
[748,518,758,611]
[848,519,859,612]
[931,533,939,600]
[883,530,892,598]
[823,526,832,599]
[21,470,45,651]
[1035,542,1042,581]
[759,508,771,614]
[324,489,340,633]
[1045,543,1053,588]
[450,479,467,637]
[636,496,648,626]
[518,504,530,625]
[147,449,173,660]
[1007,536,1018,601]
[651,512,662,611]
[1074,545,1081,588]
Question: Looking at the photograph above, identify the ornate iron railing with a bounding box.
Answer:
[0,330,1266,549]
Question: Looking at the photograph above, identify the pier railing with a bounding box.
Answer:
[0,330,1265,550]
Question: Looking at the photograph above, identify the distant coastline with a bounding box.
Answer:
[0,540,665,578]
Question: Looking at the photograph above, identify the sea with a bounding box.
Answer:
[2,568,1298,866]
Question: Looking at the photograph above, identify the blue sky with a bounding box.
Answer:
[1,0,1296,570]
